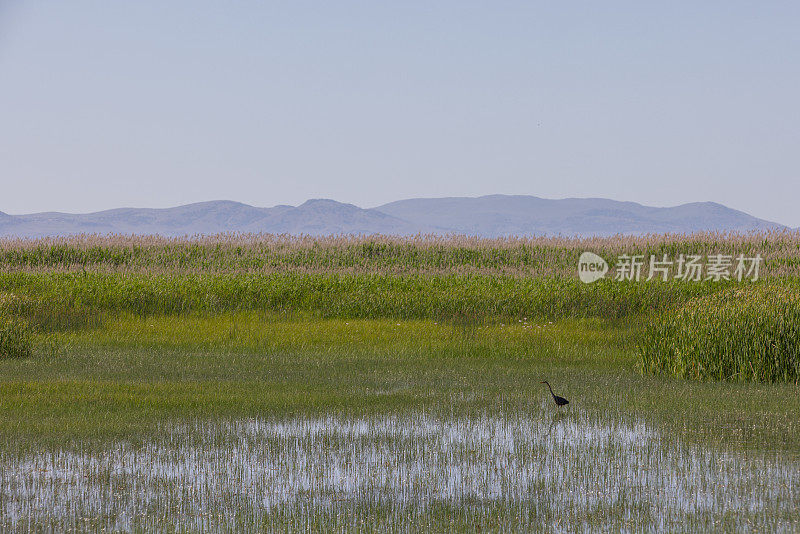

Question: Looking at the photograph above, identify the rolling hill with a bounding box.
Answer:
[0,195,786,238]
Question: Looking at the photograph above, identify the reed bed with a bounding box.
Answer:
[0,230,797,277]
[638,284,800,383]
[1,233,796,384]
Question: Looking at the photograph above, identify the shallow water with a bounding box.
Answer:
[1,408,798,532]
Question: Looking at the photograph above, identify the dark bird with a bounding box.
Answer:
[541,381,569,407]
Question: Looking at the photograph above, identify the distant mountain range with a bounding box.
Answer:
[0,195,787,238]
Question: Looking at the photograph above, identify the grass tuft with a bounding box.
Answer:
[0,318,32,359]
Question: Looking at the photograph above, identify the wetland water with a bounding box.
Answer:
[2,407,798,532]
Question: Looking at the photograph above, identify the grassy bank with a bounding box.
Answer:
[1,313,797,452]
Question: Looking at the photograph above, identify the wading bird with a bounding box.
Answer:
[541,381,569,407]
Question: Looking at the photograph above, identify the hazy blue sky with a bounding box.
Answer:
[1,1,798,225]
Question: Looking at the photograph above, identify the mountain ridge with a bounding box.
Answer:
[0,195,787,238]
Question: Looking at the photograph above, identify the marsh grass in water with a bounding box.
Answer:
[1,412,798,532]
[0,314,798,531]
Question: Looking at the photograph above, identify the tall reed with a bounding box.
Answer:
[0,231,794,277]
[638,284,800,383]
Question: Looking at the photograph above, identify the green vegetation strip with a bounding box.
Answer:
[0,314,797,452]
[1,232,794,276]
[0,271,723,321]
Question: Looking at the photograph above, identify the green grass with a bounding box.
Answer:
[1,313,797,452]
[0,271,725,321]
[0,317,31,359]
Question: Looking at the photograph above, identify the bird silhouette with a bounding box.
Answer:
[541,381,569,407]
